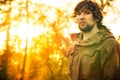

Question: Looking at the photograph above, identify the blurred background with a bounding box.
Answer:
[0,0,120,80]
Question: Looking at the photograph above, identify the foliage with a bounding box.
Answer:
[0,0,120,80]
[0,0,70,80]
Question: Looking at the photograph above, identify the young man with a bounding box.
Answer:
[67,0,120,80]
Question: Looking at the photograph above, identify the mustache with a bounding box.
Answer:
[79,21,86,24]
[76,19,86,23]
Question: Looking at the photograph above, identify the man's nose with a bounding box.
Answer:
[79,13,85,20]
[76,13,85,21]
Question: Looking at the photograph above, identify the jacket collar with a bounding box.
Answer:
[70,29,115,46]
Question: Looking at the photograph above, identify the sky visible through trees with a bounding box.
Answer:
[0,0,120,80]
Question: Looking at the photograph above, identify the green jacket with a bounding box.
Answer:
[68,29,120,80]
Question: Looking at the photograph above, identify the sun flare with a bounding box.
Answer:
[0,0,120,80]
[0,0,120,54]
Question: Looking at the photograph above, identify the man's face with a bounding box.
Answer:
[76,9,97,32]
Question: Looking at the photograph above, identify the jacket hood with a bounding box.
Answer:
[70,29,115,46]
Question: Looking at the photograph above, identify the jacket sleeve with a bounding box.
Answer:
[103,44,120,80]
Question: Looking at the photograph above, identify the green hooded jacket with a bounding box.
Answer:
[68,28,120,80]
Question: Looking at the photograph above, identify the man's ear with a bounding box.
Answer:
[95,19,99,22]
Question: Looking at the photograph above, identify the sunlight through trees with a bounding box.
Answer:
[0,0,120,80]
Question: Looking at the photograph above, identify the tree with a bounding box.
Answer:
[0,0,13,80]
[0,0,119,80]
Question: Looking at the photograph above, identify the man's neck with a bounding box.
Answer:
[82,24,100,41]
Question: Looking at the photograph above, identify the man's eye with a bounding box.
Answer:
[84,10,91,14]
[85,11,91,14]
[76,12,81,15]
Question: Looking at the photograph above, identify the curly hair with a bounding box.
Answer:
[73,0,105,29]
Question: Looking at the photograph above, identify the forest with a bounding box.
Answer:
[0,0,120,80]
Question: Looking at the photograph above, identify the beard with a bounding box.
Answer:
[79,24,94,33]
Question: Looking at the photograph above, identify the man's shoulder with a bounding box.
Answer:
[103,37,120,48]
[70,33,80,41]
